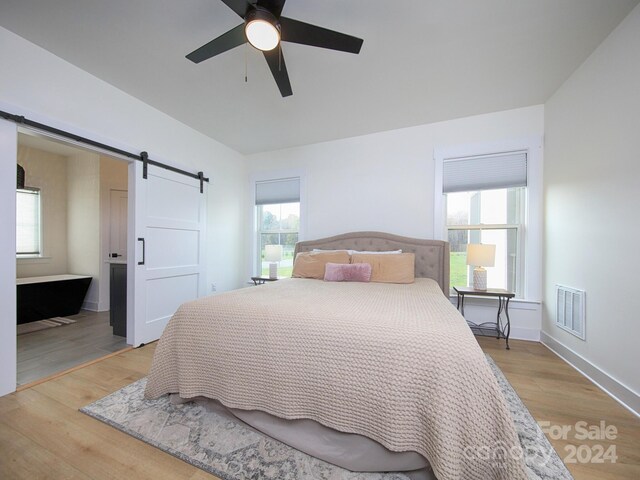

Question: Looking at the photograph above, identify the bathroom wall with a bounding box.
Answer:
[16,145,68,278]
[66,151,101,310]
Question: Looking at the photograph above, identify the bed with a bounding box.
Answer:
[144,232,527,480]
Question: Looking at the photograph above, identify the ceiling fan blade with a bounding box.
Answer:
[186,24,246,64]
[256,0,287,18]
[220,0,251,18]
[280,17,363,54]
[263,48,293,97]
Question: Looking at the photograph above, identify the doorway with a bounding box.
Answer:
[109,189,128,261]
[1,114,208,396]
[16,132,129,386]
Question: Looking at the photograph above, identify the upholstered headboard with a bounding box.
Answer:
[294,232,450,294]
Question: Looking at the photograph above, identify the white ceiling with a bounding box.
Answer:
[1,0,638,154]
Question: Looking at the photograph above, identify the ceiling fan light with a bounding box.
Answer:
[245,8,280,51]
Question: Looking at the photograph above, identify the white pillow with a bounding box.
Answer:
[312,248,354,254]
[353,249,402,254]
[312,248,402,254]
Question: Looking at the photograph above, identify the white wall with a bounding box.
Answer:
[16,145,68,278]
[67,151,101,310]
[0,26,246,395]
[246,105,545,340]
[0,26,246,292]
[0,119,18,396]
[246,105,543,240]
[543,4,640,411]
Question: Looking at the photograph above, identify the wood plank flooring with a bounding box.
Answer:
[17,310,128,386]
[477,337,640,480]
[0,338,638,480]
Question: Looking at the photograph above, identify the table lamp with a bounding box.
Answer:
[466,243,496,291]
[264,245,282,279]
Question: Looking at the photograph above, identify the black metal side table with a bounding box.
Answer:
[453,286,515,350]
[251,276,280,286]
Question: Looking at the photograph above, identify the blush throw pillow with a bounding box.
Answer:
[292,251,351,279]
[350,253,415,284]
[324,262,372,282]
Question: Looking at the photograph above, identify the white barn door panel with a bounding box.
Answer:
[128,162,206,347]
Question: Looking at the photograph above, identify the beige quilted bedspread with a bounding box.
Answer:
[145,278,528,480]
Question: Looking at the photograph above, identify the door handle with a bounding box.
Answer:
[137,238,145,265]
[110,253,122,258]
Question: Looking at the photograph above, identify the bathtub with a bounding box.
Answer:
[16,274,93,324]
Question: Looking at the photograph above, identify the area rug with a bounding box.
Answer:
[80,356,573,480]
[17,316,77,335]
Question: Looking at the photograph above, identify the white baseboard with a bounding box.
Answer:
[541,331,640,418]
[97,300,110,312]
[81,301,99,312]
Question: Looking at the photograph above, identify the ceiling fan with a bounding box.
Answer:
[186,0,364,97]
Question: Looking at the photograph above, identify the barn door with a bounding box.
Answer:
[128,161,206,346]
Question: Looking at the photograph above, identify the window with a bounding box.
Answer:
[16,188,42,256]
[447,188,524,295]
[442,152,528,297]
[255,178,300,277]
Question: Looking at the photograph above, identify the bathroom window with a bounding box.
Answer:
[16,188,42,257]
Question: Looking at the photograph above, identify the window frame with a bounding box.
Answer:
[447,221,523,296]
[16,186,43,258]
[255,202,300,276]
[249,170,306,279]
[434,137,542,302]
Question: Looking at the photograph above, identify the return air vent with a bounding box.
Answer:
[556,285,586,340]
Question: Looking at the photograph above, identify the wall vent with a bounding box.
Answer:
[556,285,586,340]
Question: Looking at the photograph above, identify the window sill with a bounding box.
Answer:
[17,256,52,264]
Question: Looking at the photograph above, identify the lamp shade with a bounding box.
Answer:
[466,244,496,267]
[264,244,283,262]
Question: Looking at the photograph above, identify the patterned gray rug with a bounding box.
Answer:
[80,356,573,480]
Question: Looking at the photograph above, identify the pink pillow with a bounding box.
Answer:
[324,262,372,282]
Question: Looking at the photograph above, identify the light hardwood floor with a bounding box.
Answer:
[477,337,640,480]
[0,338,638,480]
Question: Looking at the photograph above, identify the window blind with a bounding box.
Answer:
[16,188,41,255]
[443,152,527,193]
[255,177,300,205]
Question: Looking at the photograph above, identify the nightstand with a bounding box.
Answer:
[453,286,515,349]
[250,276,280,286]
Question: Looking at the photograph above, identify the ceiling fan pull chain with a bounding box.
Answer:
[279,43,282,71]
[244,42,248,83]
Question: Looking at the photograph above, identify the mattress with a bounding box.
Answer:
[145,278,527,480]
